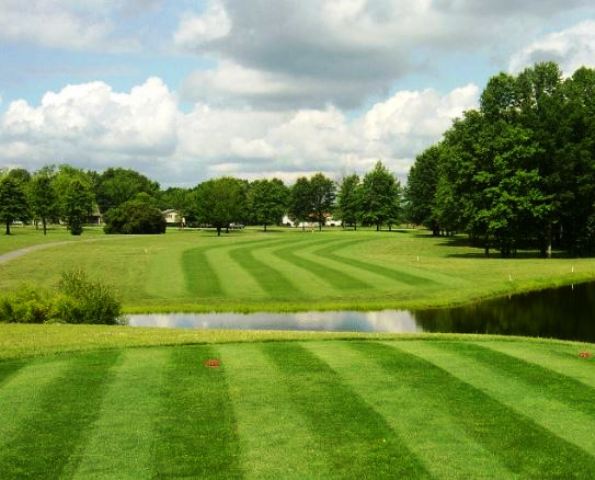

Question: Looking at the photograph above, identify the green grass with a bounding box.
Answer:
[0,327,593,479]
[2,226,595,313]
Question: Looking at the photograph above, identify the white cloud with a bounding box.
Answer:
[0,77,478,184]
[0,0,149,51]
[174,1,231,49]
[509,20,595,74]
[174,0,593,108]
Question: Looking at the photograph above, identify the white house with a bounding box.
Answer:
[162,209,185,226]
[282,213,342,228]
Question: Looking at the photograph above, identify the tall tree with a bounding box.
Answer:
[337,174,361,230]
[249,178,289,232]
[309,173,336,231]
[62,178,94,235]
[29,168,58,235]
[406,145,442,235]
[289,177,313,230]
[195,177,246,236]
[95,167,159,214]
[360,161,398,231]
[0,177,29,235]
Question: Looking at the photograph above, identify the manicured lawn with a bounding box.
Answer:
[0,327,593,479]
[1,227,594,312]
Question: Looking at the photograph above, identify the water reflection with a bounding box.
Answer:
[127,310,422,334]
[127,281,595,342]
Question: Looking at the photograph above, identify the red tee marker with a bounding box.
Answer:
[578,351,592,359]
[204,358,221,368]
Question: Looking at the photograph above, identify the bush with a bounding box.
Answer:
[0,286,53,323]
[104,193,166,234]
[0,270,122,325]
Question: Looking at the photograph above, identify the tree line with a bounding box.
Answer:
[0,161,404,236]
[406,62,595,257]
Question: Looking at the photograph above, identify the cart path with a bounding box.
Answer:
[0,236,141,265]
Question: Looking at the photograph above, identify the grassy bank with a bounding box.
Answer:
[1,227,595,312]
[0,326,593,479]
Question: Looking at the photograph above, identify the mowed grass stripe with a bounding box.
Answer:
[0,361,23,388]
[0,351,120,480]
[457,342,595,417]
[262,342,430,479]
[271,238,371,291]
[390,341,595,478]
[228,240,303,298]
[219,344,333,479]
[181,236,280,298]
[0,360,70,448]
[70,349,169,480]
[183,246,224,297]
[486,341,595,389]
[418,341,595,456]
[152,345,242,479]
[306,341,514,480]
[313,239,437,286]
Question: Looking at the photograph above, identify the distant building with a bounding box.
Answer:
[162,209,185,226]
[87,203,103,225]
[282,213,341,228]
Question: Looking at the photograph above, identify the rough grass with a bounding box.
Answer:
[1,227,595,313]
[0,332,593,479]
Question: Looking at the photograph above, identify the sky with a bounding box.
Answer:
[1,0,594,187]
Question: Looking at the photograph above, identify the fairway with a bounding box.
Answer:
[2,228,595,313]
[0,336,593,479]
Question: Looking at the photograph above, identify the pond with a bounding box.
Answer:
[127,281,595,342]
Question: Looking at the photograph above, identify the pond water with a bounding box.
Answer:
[127,281,595,342]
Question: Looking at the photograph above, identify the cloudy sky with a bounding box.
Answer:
[1,1,594,186]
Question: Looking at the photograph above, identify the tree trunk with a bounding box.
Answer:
[354,223,357,231]
[264,224,267,232]
[376,224,380,231]
[389,224,392,231]
[217,226,221,236]
[319,222,322,231]
[5,221,10,235]
[42,217,47,236]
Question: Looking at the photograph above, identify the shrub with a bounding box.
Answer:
[0,286,53,323]
[58,269,122,324]
[0,270,122,325]
[104,193,166,234]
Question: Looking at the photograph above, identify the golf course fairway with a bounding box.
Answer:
[0,328,593,479]
[2,227,595,313]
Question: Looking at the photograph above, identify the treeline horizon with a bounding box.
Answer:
[0,161,404,236]
[406,62,595,257]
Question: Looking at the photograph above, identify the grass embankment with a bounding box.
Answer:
[1,227,595,312]
[0,327,593,479]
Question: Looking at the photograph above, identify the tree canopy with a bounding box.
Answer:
[406,62,595,256]
[195,177,246,236]
[248,178,289,231]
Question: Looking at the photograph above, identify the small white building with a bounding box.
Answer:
[282,213,341,228]
[162,209,185,226]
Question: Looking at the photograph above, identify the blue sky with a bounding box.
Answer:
[1,1,594,185]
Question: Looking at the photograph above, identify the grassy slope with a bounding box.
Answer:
[0,330,593,479]
[1,227,595,312]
